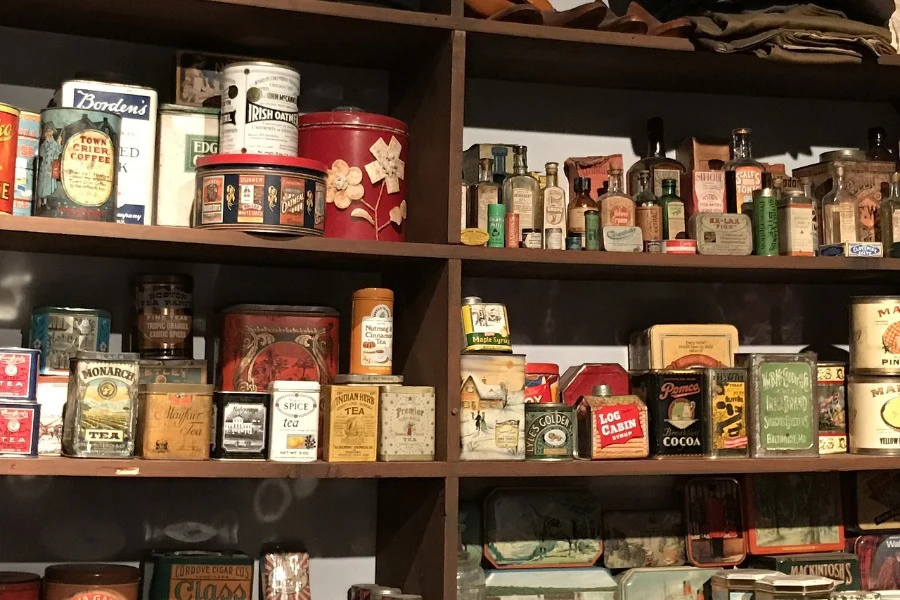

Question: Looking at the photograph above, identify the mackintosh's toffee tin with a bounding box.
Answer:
[524,403,574,461]
[0,348,39,401]
[634,370,707,457]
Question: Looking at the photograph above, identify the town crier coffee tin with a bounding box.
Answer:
[132,274,193,358]
[0,103,19,214]
[34,108,120,222]
[0,572,40,600]
[298,109,409,242]
[0,348,39,400]
[851,296,900,375]
[44,564,140,600]
[217,304,339,392]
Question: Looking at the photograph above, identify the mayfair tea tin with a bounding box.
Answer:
[213,391,269,460]
[633,370,707,457]
[0,348,39,401]
[850,296,900,375]
[684,477,746,567]
[524,403,574,461]
[146,551,253,600]
[29,307,111,375]
[139,383,213,460]
[0,402,40,456]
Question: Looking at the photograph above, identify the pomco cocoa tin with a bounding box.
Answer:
[267,380,319,462]
[851,296,900,375]
[29,307,111,375]
[0,348,39,401]
[0,572,40,600]
[44,564,140,600]
[848,374,900,455]
[0,402,39,456]
[524,403,574,460]
[132,274,193,359]
[217,304,339,392]
[634,369,707,457]
[0,103,20,214]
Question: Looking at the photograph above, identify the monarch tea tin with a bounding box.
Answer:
[139,383,213,459]
[0,402,40,456]
[29,307,111,375]
[34,107,120,222]
[0,103,19,214]
[524,403,574,461]
[848,375,900,455]
[378,385,436,462]
[461,297,511,353]
[267,380,319,462]
[851,296,900,375]
[0,348,39,401]
[133,274,193,359]
[816,362,847,454]
[213,391,269,460]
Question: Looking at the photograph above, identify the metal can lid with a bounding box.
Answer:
[462,297,483,305]
[850,295,900,304]
[75,351,140,361]
[33,306,111,318]
[140,383,213,394]
[197,154,328,173]
[525,402,569,410]
[268,380,320,392]
[298,108,407,135]
[334,374,404,385]
[222,304,339,317]
[223,60,298,74]
[0,104,20,117]
[754,574,835,593]
[45,564,140,585]
[819,149,866,162]
[159,103,220,116]
[592,384,611,396]
[0,572,40,585]
[352,287,394,301]
[487,203,507,217]
[526,363,559,375]
[712,569,778,591]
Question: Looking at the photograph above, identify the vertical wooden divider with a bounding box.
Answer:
[446,31,467,244]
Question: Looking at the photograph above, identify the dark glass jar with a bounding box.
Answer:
[132,274,193,359]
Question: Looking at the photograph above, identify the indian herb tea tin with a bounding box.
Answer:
[684,477,746,567]
[194,154,326,235]
[524,403,574,461]
[0,402,39,456]
[262,551,310,600]
[350,287,394,376]
[378,385,436,462]
[34,108,120,222]
[217,305,339,391]
[461,297,511,353]
[36,375,67,455]
[817,362,847,455]
[146,551,253,600]
[267,380,319,462]
[62,351,140,458]
[633,369,707,458]
[745,473,845,555]
[628,324,739,371]
[138,359,207,385]
[321,384,378,462]
[848,375,900,455]
[857,471,900,531]
[710,569,779,600]
[560,363,630,405]
[743,353,818,458]
[0,103,19,214]
[213,391,268,460]
[851,296,900,375]
[704,367,749,458]
[602,510,685,569]
[44,564,140,600]
[132,274,193,359]
[29,307,111,375]
[460,353,526,461]
[752,553,860,592]
[575,386,649,460]
[524,363,560,404]
[0,348,39,401]
[753,574,835,600]
[139,383,213,459]
[617,567,720,600]
[0,572,40,600]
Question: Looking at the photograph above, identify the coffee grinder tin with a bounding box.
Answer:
[30,307,111,375]
[524,403,575,461]
[633,369,707,457]
[213,391,269,460]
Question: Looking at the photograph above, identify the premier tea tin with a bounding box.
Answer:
[633,370,707,457]
[213,391,269,460]
[139,383,213,460]
[848,375,900,455]
[524,403,574,461]
[0,402,40,456]
[378,385,436,462]
[0,103,19,214]
[267,380,319,462]
[0,348,39,401]
[29,307,111,375]
[851,296,900,375]
[132,274,193,359]
[194,154,326,235]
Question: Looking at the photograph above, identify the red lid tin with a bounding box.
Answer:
[526,363,559,375]
[196,154,328,173]
[298,109,407,134]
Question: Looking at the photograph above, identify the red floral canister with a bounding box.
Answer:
[298,108,408,242]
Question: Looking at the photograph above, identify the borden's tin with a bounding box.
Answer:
[219,61,300,156]
[29,307,111,375]
[194,154,326,235]
[35,108,120,222]
[0,348,39,401]
[0,103,20,214]
[851,296,900,374]
[848,374,900,455]
[524,403,574,460]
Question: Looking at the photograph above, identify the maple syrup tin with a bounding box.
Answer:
[633,369,707,457]
[44,565,140,600]
[524,403,574,461]
[0,348,39,401]
[0,402,40,456]
[194,154,326,235]
[0,572,40,600]
[267,380,319,462]
[848,375,900,455]
[850,296,900,375]
[213,391,269,460]
[298,109,409,242]
[29,307,111,375]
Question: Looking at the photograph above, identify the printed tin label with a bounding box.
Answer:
[360,305,392,369]
[134,280,192,357]
[222,402,266,453]
[269,389,319,462]
[461,301,511,352]
[378,387,435,461]
[30,310,111,374]
[638,371,706,457]
[595,403,644,449]
[0,404,39,455]
[817,363,847,454]
[156,108,218,227]
[524,404,574,460]
[142,390,212,459]
[67,359,138,456]
[707,368,747,455]
[849,377,900,454]
[162,562,253,600]
[220,63,300,156]
[757,362,816,451]
[324,386,378,461]
[0,105,18,214]
[851,297,900,374]
[0,351,37,399]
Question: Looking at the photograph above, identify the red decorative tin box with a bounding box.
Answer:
[298,109,408,242]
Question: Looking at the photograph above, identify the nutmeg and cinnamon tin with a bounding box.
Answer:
[217,304,339,392]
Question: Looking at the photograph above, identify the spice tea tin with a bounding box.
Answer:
[146,551,253,600]
[62,351,140,457]
[602,510,685,569]
[460,354,526,461]
[851,297,900,375]
[139,383,213,459]
[524,403,574,461]
[268,380,319,462]
[633,369,707,457]
[350,287,393,375]
[0,572,40,600]
[752,553,860,592]
[262,551,310,600]
[321,384,378,462]
[0,103,19,214]
[0,402,39,456]
[220,62,300,156]
[848,375,900,455]
[856,471,900,531]
[217,304,339,391]
[213,391,268,459]
[378,385,436,462]
[684,477,746,567]
[617,567,720,600]
[133,274,193,358]
[35,108,120,222]
[0,348,39,401]
[629,324,739,371]
[710,569,779,600]
[817,362,847,454]
[29,307,111,375]
[560,363,630,405]
[575,388,648,460]
[704,367,749,457]
[524,363,560,403]
[138,359,207,385]
[44,564,140,600]
[461,297,511,353]
[36,375,67,455]
[753,575,836,600]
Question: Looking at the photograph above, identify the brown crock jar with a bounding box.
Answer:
[44,564,140,600]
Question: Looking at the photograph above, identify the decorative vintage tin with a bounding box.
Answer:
[14,133,38,217]
[155,104,218,226]
[220,61,300,156]
[321,384,378,462]
[484,568,616,600]
[56,80,158,224]
[524,403,574,461]
[34,108,120,222]
[17,111,39,140]
[753,553,860,592]
[350,288,393,375]
[743,353,818,458]
[711,569,779,600]
[0,103,19,214]
[820,242,883,257]
[175,50,256,107]
[138,359,207,385]
[753,575,835,600]
[29,307,111,375]
[745,473,845,555]
[44,564,140,600]
[688,213,753,255]
[633,370,707,457]
[601,225,642,252]
[348,585,400,600]
[139,383,213,459]
[575,386,648,460]
[703,367,748,457]
[684,477,746,567]
[857,471,900,531]
[36,375,67,455]
[525,363,559,404]
[851,296,900,375]
[262,551,310,600]
[334,373,403,386]
[602,510,684,569]
[0,572,40,600]
[194,154,326,235]
[484,488,602,569]
[662,239,697,254]
[298,109,409,242]
[146,551,253,600]
[856,534,900,591]
[778,188,816,257]
[378,385,435,462]
[133,274,193,359]
[217,304,339,391]
[848,375,900,455]
[629,324,740,371]
[0,348,39,401]
[213,391,268,460]
[617,567,720,600]
[461,297,511,353]
[0,402,39,456]
[851,535,881,591]
[560,363,630,405]
[268,380,319,462]
[817,362,847,455]
[505,213,520,248]
[460,353,526,461]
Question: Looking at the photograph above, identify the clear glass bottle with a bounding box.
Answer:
[468,157,501,232]
[724,128,764,213]
[460,170,468,234]
[626,117,685,197]
[633,170,662,251]
[542,162,567,249]
[567,176,597,247]
[880,172,900,255]
[502,145,542,245]
[867,127,894,161]
[802,177,820,252]
[659,178,685,240]
[456,535,485,600]
[821,162,861,244]
[598,168,635,227]
[491,146,508,190]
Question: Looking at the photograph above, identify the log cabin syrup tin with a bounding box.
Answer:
[576,385,649,460]
[0,103,19,214]
[139,383,213,459]
[851,296,900,375]
[213,391,269,459]
[0,572,40,600]
[30,307,111,375]
[0,348,39,400]
[848,375,900,455]
[268,380,319,462]
[378,385,435,461]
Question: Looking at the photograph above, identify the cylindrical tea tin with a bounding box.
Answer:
[194,154,326,235]
[848,374,900,455]
[0,103,20,214]
[219,61,300,156]
[29,307,111,375]
[851,296,900,375]
[213,390,269,460]
[34,107,120,221]
[0,572,40,600]
[44,565,140,600]
[217,304,339,392]
[298,109,409,242]
[350,287,394,376]
[0,348,39,401]
[132,274,193,359]
[524,403,575,460]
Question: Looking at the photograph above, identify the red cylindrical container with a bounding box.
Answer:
[297,109,408,242]
[505,213,519,248]
[0,104,20,215]
[0,572,40,600]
